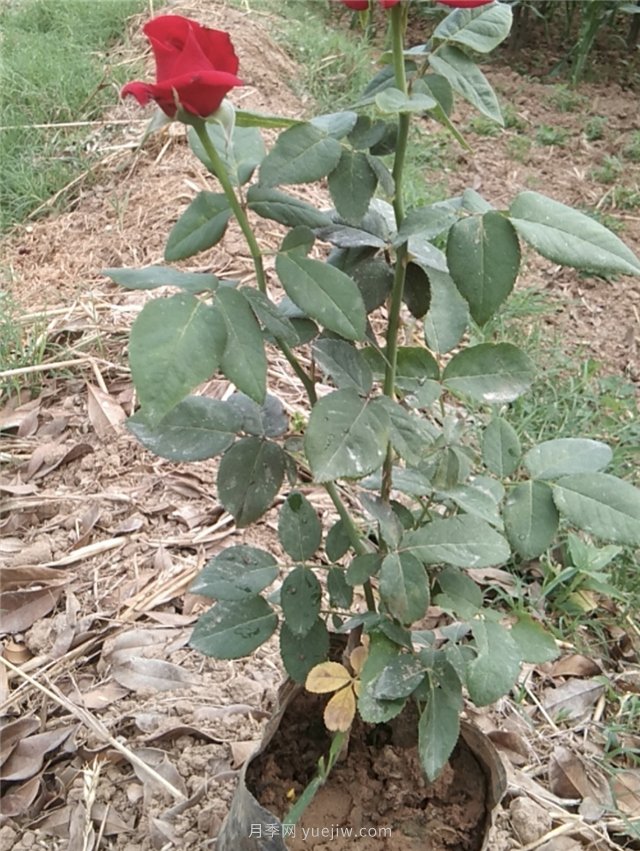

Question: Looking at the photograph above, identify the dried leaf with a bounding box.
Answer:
[149,816,179,850]
[0,564,68,592]
[230,740,259,769]
[487,730,531,765]
[143,725,224,746]
[0,775,40,817]
[611,769,640,816]
[543,678,605,720]
[549,745,612,809]
[0,584,65,633]
[549,655,602,678]
[87,383,126,440]
[90,802,132,835]
[111,657,198,692]
[25,442,93,481]
[306,662,352,694]
[69,681,129,710]
[349,645,368,675]
[0,717,40,766]
[192,704,269,723]
[324,686,356,732]
[0,726,75,782]
[131,748,187,799]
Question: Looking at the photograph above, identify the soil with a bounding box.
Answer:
[247,691,488,851]
[1,2,639,850]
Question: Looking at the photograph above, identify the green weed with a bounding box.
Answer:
[622,131,640,163]
[535,124,569,147]
[506,135,533,163]
[0,290,49,397]
[584,115,606,142]
[590,155,624,185]
[548,83,588,113]
[468,115,502,137]
[502,104,526,132]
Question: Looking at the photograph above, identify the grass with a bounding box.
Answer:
[584,115,606,142]
[591,155,624,185]
[622,131,640,163]
[467,115,502,137]
[547,83,588,113]
[0,290,49,397]
[0,0,147,232]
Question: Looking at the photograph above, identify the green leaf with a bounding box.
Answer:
[428,45,503,124]
[437,483,504,530]
[375,88,437,114]
[165,192,231,262]
[312,339,372,394]
[103,266,218,293]
[259,123,342,187]
[217,437,285,526]
[434,3,513,53]
[418,677,462,781]
[241,288,299,345]
[423,268,470,354]
[394,347,441,401]
[396,204,458,244]
[328,150,378,225]
[190,546,278,601]
[276,253,367,341]
[435,567,482,619]
[346,554,383,586]
[403,262,431,319]
[235,110,300,130]
[511,615,559,664]
[403,516,510,568]
[377,397,436,466]
[443,342,535,404]
[358,633,406,724]
[523,438,613,480]
[552,473,640,546]
[278,492,322,561]
[216,286,267,404]
[509,191,640,276]
[379,553,429,625]
[327,568,354,609]
[466,621,522,706]
[447,212,521,324]
[189,124,265,185]
[280,619,330,684]
[127,397,240,462]
[482,417,521,477]
[190,597,277,659]
[504,481,559,560]
[227,392,288,438]
[281,565,322,636]
[129,294,225,425]
[372,655,426,700]
[304,390,389,482]
[311,110,358,139]
[326,520,351,562]
[246,185,333,229]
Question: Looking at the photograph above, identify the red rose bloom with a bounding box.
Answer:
[380,0,401,7]
[438,0,494,7]
[339,0,369,8]
[122,15,243,120]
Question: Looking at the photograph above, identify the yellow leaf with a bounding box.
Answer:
[306,661,352,694]
[324,686,356,732]
[349,645,368,675]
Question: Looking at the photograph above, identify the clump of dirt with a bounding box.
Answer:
[247,691,488,851]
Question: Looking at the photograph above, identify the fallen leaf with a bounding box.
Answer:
[24,442,93,481]
[0,564,68,591]
[68,681,129,711]
[487,730,531,765]
[87,383,126,440]
[548,745,612,810]
[611,769,640,816]
[0,584,65,634]
[549,655,602,678]
[0,717,40,766]
[0,726,76,782]
[149,816,179,850]
[192,704,269,723]
[131,748,187,800]
[143,724,224,746]
[111,657,198,692]
[543,678,605,720]
[0,775,41,817]
[90,802,132,835]
[229,740,259,769]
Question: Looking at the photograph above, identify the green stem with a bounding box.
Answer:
[381,4,411,503]
[193,122,267,293]
[194,122,317,401]
[324,481,376,612]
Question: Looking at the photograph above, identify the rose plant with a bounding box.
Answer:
[110,0,640,804]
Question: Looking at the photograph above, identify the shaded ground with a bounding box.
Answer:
[1,2,639,850]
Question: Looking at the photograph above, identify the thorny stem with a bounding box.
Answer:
[193,121,317,402]
[381,3,411,503]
